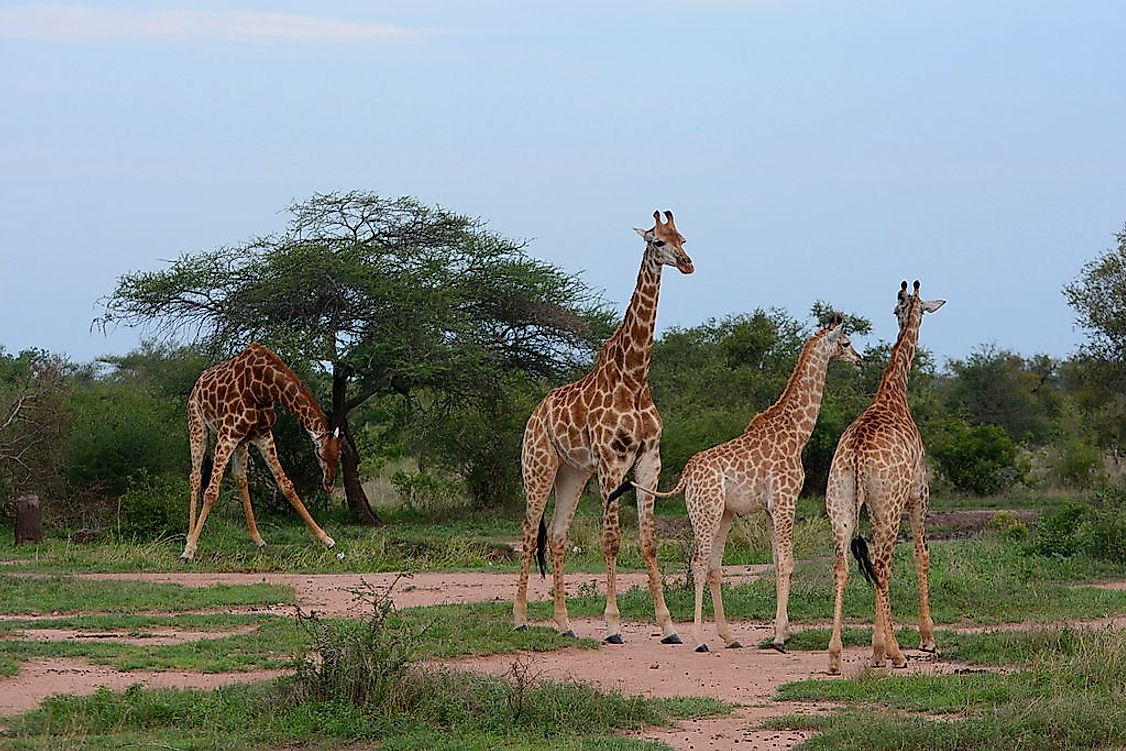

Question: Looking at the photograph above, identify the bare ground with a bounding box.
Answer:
[2,567,1123,751]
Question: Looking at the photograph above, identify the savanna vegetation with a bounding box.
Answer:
[1,194,1125,750]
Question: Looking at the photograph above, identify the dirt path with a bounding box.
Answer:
[4,568,1123,751]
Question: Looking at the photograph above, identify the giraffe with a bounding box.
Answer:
[180,342,343,561]
[612,314,863,652]
[824,280,945,674]
[513,210,694,644]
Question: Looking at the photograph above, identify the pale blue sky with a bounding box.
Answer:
[1,1,1124,366]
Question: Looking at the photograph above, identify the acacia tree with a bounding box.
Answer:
[98,192,612,523]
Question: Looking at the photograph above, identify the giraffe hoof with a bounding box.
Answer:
[514,624,528,632]
[179,550,195,561]
[919,643,937,654]
[763,641,786,654]
[560,630,577,639]
[253,540,267,550]
[660,634,683,645]
[694,644,710,653]
[892,657,909,669]
[322,537,337,549]
[726,640,744,650]
[604,634,624,645]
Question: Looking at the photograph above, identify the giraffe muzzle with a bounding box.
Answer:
[677,256,695,274]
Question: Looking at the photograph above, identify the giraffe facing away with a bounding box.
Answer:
[181,343,343,561]
[824,280,945,674]
[513,210,694,645]
[612,315,863,652]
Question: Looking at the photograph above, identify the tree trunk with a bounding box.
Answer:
[14,494,43,545]
[332,367,382,526]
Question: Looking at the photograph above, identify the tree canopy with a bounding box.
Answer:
[98,192,614,520]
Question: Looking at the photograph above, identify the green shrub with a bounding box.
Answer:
[114,472,187,539]
[390,470,464,511]
[931,421,1022,495]
[1028,500,1126,563]
[1052,438,1106,489]
[64,383,186,497]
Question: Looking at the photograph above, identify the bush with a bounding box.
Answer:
[64,382,186,498]
[389,470,464,511]
[1028,500,1126,563]
[114,472,187,539]
[930,421,1023,495]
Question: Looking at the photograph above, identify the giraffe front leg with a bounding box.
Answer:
[253,436,335,549]
[230,443,266,549]
[633,448,680,644]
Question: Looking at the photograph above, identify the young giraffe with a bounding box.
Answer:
[825,280,945,674]
[513,210,694,644]
[181,343,343,560]
[612,315,863,652]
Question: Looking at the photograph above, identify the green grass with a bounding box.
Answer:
[0,574,293,615]
[0,601,595,676]
[526,536,1126,627]
[1,670,729,751]
[767,627,1126,750]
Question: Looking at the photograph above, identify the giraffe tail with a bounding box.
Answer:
[607,476,685,505]
[850,458,876,585]
[851,536,877,585]
[535,513,548,579]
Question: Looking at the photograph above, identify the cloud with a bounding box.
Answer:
[0,5,434,43]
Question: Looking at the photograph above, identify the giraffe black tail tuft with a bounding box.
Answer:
[607,479,634,506]
[851,536,877,585]
[535,514,548,579]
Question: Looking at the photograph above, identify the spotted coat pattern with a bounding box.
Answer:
[181,343,343,560]
[513,211,694,643]
[824,281,946,674]
[643,319,862,652]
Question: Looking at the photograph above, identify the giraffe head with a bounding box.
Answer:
[821,313,864,367]
[893,280,946,332]
[315,427,344,492]
[634,210,694,274]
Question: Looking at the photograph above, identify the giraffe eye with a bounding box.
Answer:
[653,240,666,247]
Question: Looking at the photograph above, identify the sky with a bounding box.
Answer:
[1,1,1124,368]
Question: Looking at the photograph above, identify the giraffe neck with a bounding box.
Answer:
[756,333,833,445]
[875,311,921,409]
[255,349,331,439]
[595,250,663,387]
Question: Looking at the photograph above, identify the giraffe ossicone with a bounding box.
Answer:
[824,280,945,675]
[513,210,693,644]
[181,343,342,561]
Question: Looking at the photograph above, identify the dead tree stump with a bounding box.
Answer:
[14,495,43,545]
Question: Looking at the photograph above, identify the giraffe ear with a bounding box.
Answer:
[332,427,341,439]
[921,299,946,313]
[634,227,648,238]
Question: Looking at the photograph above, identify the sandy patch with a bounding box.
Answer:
[5,625,259,646]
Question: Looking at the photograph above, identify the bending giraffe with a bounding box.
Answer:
[825,280,945,674]
[611,314,863,652]
[181,343,343,560]
[513,210,694,644]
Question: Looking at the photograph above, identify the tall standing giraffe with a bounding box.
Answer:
[181,343,343,560]
[612,315,863,652]
[513,210,694,644]
[824,280,945,674]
